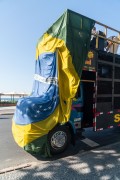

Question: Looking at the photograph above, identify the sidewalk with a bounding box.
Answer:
[0,142,120,179]
[0,106,16,115]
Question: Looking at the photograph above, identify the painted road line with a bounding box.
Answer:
[0,110,15,115]
[81,138,99,147]
[0,106,16,110]
[0,107,16,115]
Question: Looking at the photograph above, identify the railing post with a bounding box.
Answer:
[105,27,107,37]
[96,36,98,49]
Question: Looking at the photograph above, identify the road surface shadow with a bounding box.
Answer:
[31,137,98,161]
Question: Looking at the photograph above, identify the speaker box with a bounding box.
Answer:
[97,31,105,51]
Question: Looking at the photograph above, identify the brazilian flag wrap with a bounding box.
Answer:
[12,9,95,157]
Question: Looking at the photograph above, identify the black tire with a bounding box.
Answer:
[48,125,71,155]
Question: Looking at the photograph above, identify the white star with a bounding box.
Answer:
[27,100,32,104]
[18,109,22,114]
[53,96,56,100]
[32,104,35,107]
[48,106,52,109]
[23,114,27,118]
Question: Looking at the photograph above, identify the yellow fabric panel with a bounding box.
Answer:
[12,33,80,147]
[57,46,80,122]
[36,33,66,59]
[12,105,62,147]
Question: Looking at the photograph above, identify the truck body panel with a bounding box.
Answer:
[70,49,120,133]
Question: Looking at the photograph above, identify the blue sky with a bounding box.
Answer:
[0,0,120,93]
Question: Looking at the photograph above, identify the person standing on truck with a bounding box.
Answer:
[90,26,97,49]
[105,34,120,54]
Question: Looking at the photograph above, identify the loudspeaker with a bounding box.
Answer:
[97,31,105,51]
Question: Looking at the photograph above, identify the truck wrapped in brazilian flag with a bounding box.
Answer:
[12,9,120,157]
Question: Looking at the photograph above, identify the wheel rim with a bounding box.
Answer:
[51,131,67,149]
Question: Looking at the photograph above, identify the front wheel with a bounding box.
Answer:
[48,125,71,155]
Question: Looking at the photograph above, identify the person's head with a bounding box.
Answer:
[93,26,96,31]
[117,34,120,40]
[113,35,120,42]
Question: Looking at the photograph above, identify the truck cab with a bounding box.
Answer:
[70,83,84,131]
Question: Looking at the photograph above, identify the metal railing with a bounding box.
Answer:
[92,20,120,54]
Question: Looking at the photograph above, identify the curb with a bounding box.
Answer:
[0,163,33,174]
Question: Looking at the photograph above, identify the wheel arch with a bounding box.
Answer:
[65,122,76,146]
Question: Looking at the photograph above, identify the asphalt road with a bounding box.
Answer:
[0,114,120,171]
[0,114,36,170]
